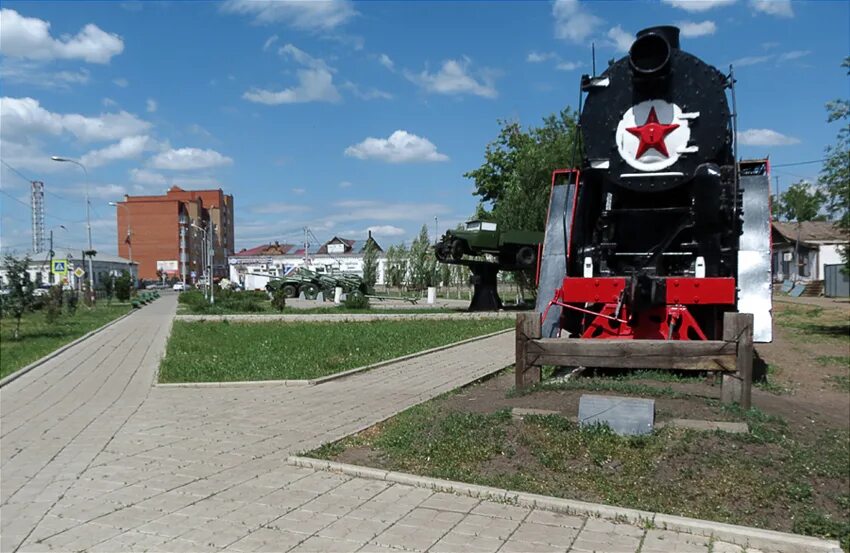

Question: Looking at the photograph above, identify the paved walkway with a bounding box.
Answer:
[1,296,838,552]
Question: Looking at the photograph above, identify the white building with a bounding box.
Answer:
[0,249,138,289]
[771,221,848,282]
[229,235,387,290]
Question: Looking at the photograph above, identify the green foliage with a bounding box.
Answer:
[408,225,436,290]
[465,110,579,295]
[776,181,827,222]
[385,244,409,289]
[343,290,369,309]
[159,318,514,383]
[361,240,379,293]
[820,57,850,270]
[270,286,287,312]
[65,292,78,315]
[44,285,64,325]
[114,271,133,302]
[2,255,35,340]
[100,272,115,305]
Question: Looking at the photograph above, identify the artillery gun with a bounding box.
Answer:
[265,267,367,300]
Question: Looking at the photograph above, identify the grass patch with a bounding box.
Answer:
[0,303,132,379]
[755,364,792,395]
[159,318,513,383]
[508,376,690,399]
[827,374,850,392]
[775,305,849,345]
[310,388,850,548]
[817,356,850,368]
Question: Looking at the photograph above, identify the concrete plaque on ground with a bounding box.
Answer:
[578,394,655,436]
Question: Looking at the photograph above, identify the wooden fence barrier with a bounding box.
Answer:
[515,312,754,409]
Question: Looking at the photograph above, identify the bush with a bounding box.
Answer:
[44,285,64,324]
[343,290,370,309]
[271,286,287,312]
[66,292,79,315]
[114,271,132,302]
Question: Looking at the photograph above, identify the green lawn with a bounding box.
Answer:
[159,318,513,383]
[0,303,132,379]
[177,305,462,315]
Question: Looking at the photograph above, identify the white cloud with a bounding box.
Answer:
[778,50,810,62]
[677,20,717,37]
[407,58,497,98]
[737,129,800,146]
[113,77,128,87]
[378,53,394,71]
[339,181,352,188]
[244,43,340,104]
[150,147,233,170]
[367,225,405,237]
[749,0,793,17]
[262,34,278,51]
[661,0,736,12]
[0,96,151,142]
[129,168,167,186]
[607,25,634,53]
[81,135,155,167]
[344,130,449,163]
[331,200,452,223]
[221,0,356,31]
[342,81,393,100]
[291,187,305,195]
[732,55,771,66]
[86,184,128,200]
[251,202,310,214]
[0,8,124,63]
[243,68,341,104]
[0,62,90,89]
[102,97,118,107]
[146,98,158,113]
[527,51,556,63]
[556,61,582,71]
[553,0,602,43]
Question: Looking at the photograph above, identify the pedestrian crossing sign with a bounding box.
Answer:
[51,259,68,275]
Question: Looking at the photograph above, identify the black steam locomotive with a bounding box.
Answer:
[543,25,763,341]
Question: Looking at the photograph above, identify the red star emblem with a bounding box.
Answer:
[626,107,680,159]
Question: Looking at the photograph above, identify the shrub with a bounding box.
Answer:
[100,273,115,305]
[114,271,133,302]
[343,290,369,309]
[66,292,79,315]
[271,286,287,312]
[44,285,64,324]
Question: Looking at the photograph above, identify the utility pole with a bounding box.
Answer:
[48,230,54,284]
[209,221,215,305]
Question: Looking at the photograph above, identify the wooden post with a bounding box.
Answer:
[721,312,754,409]
[515,312,542,390]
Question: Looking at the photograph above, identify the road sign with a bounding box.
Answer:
[190,271,197,279]
[73,267,85,278]
[51,259,68,275]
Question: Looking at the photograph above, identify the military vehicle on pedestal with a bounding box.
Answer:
[435,220,544,270]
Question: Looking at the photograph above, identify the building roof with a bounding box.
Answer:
[772,221,849,245]
[232,242,294,257]
[316,235,383,255]
[20,249,136,265]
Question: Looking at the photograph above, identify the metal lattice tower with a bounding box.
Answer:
[31,181,45,253]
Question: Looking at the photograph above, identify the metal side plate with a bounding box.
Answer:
[536,182,576,338]
[738,172,773,342]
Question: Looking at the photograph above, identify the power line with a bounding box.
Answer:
[772,159,826,168]
[0,188,30,208]
[0,159,33,183]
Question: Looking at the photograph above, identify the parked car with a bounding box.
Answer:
[172,282,189,292]
[33,286,52,297]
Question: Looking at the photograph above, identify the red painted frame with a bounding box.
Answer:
[557,277,736,305]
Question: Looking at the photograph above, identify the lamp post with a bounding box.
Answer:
[192,223,214,304]
[51,156,94,300]
[108,201,133,284]
[191,223,208,299]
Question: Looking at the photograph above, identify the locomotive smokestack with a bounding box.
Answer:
[629,26,680,78]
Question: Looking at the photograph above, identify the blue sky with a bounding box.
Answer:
[1,0,847,256]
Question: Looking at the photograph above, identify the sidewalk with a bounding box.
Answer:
[0,295,840,552]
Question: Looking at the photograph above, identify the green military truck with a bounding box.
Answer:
[435,220,544,269]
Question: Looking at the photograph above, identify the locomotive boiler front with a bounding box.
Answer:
[571,25,740,286]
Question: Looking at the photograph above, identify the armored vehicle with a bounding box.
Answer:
[435,220,543,269]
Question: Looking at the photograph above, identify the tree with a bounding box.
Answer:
[3,255,35,339]
[114,271,133,302]
[44,285,63,325]
[820,56,850,269]
[386,244,407,291]
[408,225,435,290]
[361,241,379,293]
[776,182,827,223]
[100,272,115,305]
[465,109,579,297]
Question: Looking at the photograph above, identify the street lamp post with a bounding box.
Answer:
[108,202,133,284]
[192,224,207,299]
[191,223,213,304]
[51,156,94,300]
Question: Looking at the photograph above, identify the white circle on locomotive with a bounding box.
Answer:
[615,99,691,172]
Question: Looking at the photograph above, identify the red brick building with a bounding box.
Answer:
[115,186,234,281]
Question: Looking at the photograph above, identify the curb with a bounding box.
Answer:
[155,327,514,388]
[286,456,842,553]
[0,305,140,388]
[174,312,520,323]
